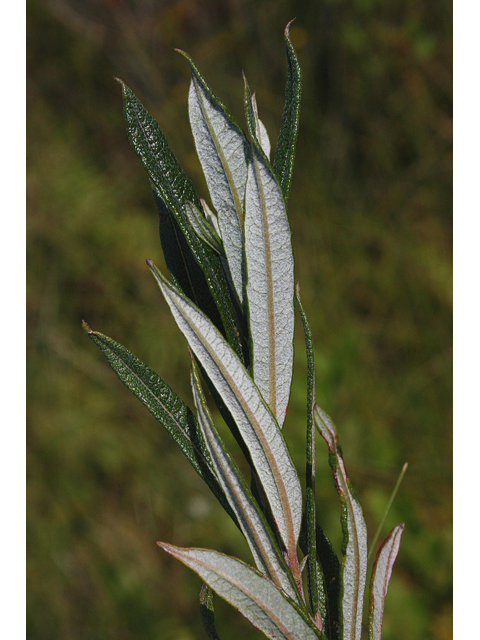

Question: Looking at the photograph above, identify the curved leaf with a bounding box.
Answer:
[314,404,368,640]
[184,200,224,255]
[368,524,404,640]
[82,322,237,525]
[158,544,325,640]
[250,92,272,159]
[148,262,302,558]
[118,79,243,360]
[191,363,300,602]
[272,21,302,203]
[200,584,221,640]
[179,51,249,306]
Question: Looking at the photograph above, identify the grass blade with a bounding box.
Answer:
[314,404,368,640]
[368,463,408,562]
[158,544,325,640]
[148,263,302,563]
[368,524,404,640]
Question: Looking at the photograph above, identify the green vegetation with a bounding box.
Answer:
[27,1,452,639]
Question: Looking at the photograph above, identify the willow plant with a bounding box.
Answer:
[83,23,404,640]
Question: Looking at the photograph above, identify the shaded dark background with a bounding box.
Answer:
[27,1,452,638]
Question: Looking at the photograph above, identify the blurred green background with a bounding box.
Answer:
[27,0,452,639]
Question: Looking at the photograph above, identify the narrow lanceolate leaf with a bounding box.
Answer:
[315,525,341,640]
[314,404,368,640]
[201,199,221,237]
[250,92,272,159]
[153,182,223,334]
[368,524,404,640]
[272,21,302,204]
[179,50,250,306]
[118,79,243,361]
[158,544,325,640]
[244,97,295,427]
[149,263,302,557]
[184,201,224,255]
[82,321,237,527]
[295,284,323,627]
[190,364,300,603]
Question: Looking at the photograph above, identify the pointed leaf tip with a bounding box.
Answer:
[185,54,249,305]
[272,23,301,203]
[314,404,368,640]
[158,544,324,640]
[368,524,404,640]
[81,320,92,333]
[190,362,299,601]
[149,263,302,555]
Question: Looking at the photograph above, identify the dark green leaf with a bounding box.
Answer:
[200,584,221,640]
[153,190,222,330]
[296,284,323,624]
[272,21,302,204]
[118,79,244,362]
[315,525,341,640]
[82,321,238,526]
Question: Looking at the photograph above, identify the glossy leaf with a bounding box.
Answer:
[272,21,302,204]
[148,262,302,558]
[190,362,299,602]
[158,544,325,640]
[82,321,237,526]
[118,79,243,360]
[180,51,249,306]
[314,404,368,640]
[368,524,404,640]
[243,79,295,427]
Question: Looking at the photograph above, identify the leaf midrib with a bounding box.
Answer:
[197,322,296,553]
[202,410,292,594]
[172,550,314,640]
[194,77,245,225]
[252,150,277,419]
